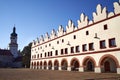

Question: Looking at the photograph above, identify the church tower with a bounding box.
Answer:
[9,27,18,58]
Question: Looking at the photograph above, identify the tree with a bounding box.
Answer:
[21,42,32,68]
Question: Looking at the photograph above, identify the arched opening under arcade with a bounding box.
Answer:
[83,57,95,72]
[54,60,59,70]
[34,62,36,69]
[99,55,119,73]
[44,61,47,70]
[31,62,33,68]
[48,61,52,70]
[61,59,68,70]
[37,61,39,69]
[71,58,80,71]
[40,61,42,69]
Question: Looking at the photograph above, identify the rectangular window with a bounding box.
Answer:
[82,44,87,51]
[104,24,108,30]
[86,31,89,35]
[109,38,116,47]
[49,43,51,46]
[45,53,46,57]
[37,54,39,58]
[34,55,36,58]
[89,43,94,50]
[50,51,52,56]
[48,52,50,56]
[61,49,64,55]
[100,40,106,49]
[73,35,76,39]
[41,54,42,58]
[62,39,64,43]
[71,47,74,53]
[76,45,80,52]
[65,48,68,54]
[55,50,58,55]
[57,41,59,44]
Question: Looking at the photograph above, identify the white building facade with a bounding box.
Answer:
[30,2,120,74]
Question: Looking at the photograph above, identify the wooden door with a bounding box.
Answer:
[104,61,110,72]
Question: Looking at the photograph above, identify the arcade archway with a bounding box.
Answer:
[48,61,52,70]
[99,55,118,73]
[61,59,68,70]
[83,57,96,72]
[44,61,47,69]
[40,61,42,69]
[54,60,59,70]
[71,58,80,71]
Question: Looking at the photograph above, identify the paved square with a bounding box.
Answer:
[0,69,120,80]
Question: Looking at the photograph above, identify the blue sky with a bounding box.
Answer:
[0,0,119,50]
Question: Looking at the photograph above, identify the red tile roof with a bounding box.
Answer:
[0,49,13,56]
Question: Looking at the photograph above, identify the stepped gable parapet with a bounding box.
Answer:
[93,4,107,22]
[32,2,120,47]
[35,37,39,45]
[50,29,57,39]
[78,13,89,28]
[32,40,36,47]
[40,35,44,43]
[57,25,65,37]
[114,2,120,14]
[66,20,75,33]
[44,32,50,42]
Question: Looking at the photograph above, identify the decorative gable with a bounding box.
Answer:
[66,20,75,33]
[78,13,88,28]
[93,4,107,22]
[114,2,120,14]
[50,29,57,39]
[57,25,64,37]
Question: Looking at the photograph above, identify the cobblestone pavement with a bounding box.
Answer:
[0,68,120,80]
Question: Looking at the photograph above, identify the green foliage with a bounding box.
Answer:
[21,42,32,68]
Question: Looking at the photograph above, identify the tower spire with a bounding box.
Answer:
[11,25,17,37]
[13,26,16,33]
[13,24,16,33]
[9,26,18,58]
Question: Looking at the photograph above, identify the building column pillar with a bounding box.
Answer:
[30,65,32,69]
[35,66,37,69]
[117,68,120,74]
[42,66,44,69]
[79,67,84,72]
[46,66,48,70]
[52,67,54,70]
[38,66,41,69]
[95,67,101,73]
[67,66,71,71]
[59,66,61,70]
